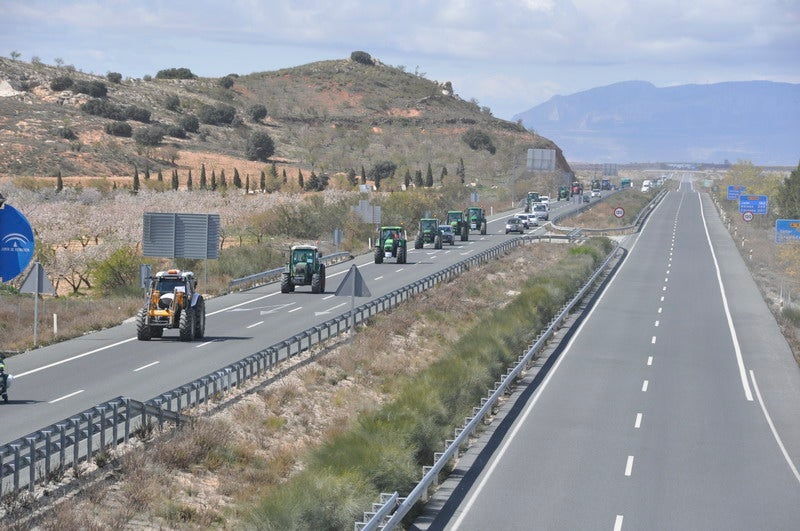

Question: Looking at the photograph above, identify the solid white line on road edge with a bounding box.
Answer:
[642,380,649,392]
[16,337,137,378]
[647,356,653,366]
[635,413,643,428]
[625,456,634,476]
[288,307,302,313]
[134,361,159,372]
[750,370,800,484]
[247,321,264,329]
[698,193,753,401]
[49,390,84,404]
[614,515,624,531]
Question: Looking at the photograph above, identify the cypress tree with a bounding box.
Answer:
[245,174,250,193]
[211,170,217,191]
[187,169,193,191]
[282,168,287,184]
[360,165,367,185]
[200,163,207,190]
[157,169,163,182]
[220,169,227,188]
[56,170,64,192]
[260,170,266,192]
[171,169,179,190]
[144,166,151,180]
[233,168,242,188]
[425,163,434,187]
[404,169,411,189]
[298,170,304,189]
[414,169,423,187]
[457,157,466,184]
[132,167,140,192]
[440,165,448,183]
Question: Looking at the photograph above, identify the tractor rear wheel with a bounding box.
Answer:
[434,235,442,249]
[193,298,206,339]
[461,226,469,241]
[397,246,407,264]
[320,265,326,292]
[374,247,383,264]
[136,309,152,341]
[480,222,487,235]
[311,273,322,294]
[281,273,292,293]
[414,237,423,249]
[179,308,195,342]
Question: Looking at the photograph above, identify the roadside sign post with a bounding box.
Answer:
[334,265,371,338]
[19,262,56,346]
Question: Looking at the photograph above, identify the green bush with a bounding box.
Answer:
[91,246,140,295]
[782,305,800,327]
[245,130,275,162]
[178,114,200,133]
[164,94,180,111]
[53,126,77,140]
[461,128,496,154]
[218,75,234,89]
[211,242,281,280]
[350,51,374,65]
[133,125,165,146]
[124,105,151,123]
[73,79,108,98]
[105,121,132,137]
[50,75,74,91]
[155,67,196,80]
[165,125,186,139]
[198,104,236,125]
[106,72,122,84]
[81,98,126,120]
[247,104,268,122]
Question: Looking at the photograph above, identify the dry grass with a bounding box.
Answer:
[17,240,568,530]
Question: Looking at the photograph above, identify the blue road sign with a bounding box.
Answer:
[0,203,35,282]
[727,185,746,200]
[738,195,768,214]
[775,219,800,244]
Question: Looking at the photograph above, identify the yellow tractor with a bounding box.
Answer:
[136,269,206,341]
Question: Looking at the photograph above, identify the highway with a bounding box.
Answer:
[418,179,800,530]
[1,196,589,445]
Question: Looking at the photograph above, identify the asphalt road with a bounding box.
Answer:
[421,179,800,530]
[1,196,590,445]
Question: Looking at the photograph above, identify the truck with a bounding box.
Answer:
[281,244,326,293]
[620,178,632,189]
[137,269,206,341]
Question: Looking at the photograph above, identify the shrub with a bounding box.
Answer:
[53,126,77,140]
[218,76,234,89]
[164,94,180,111]
[350,51,374,65]
[92,246,140,295]
[155,67,196,80]
[80,99,126,120]
[106,72,122,84]
[198,104,236,126]
[245,131,275,162]
[461,128,496,154]
[105,121,132,137]
[165,125,186,139]
[50,75,74,91]
[73,79,108,98]
[133,125,165,146]
[246,104,267,122]
[178,114,199,133]
[124,105,151,123]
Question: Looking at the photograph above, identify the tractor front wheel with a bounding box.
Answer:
[193,297,206,339]
[320,264,326,292]
[434,235,442,249]
[281,273,293,293]
[480,222,487,235]
[461,226,469,241]
[414,237,423,249]
[136,309,152,341]
[374,247,383,264]
[179,308,195,342]
[311,273,322,294]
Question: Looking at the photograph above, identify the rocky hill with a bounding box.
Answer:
[0,54,569,196]
[514,80,800,166]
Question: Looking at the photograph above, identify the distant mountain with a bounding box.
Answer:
[513,80,800,166]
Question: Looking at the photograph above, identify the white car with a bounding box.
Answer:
[539,196,551,207]
[532,203,549,221]
[591,189,601,197]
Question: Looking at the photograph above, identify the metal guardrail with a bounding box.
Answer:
[227,251,352,292]
[0,234,577,500]
[549,189,667,236]
[355,241,622,531]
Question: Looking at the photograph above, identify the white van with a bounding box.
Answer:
[641,179,651,192]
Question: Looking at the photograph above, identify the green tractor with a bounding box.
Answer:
[414,218,443,249]
[281,245,326,293]
[558,185,569,201]
[375,226,407,264]
[446,210,469,241]
[465,206,487,235]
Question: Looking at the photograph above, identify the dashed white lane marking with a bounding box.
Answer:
[395,268,405,272]
[322,294,335,300]
[651,336,657,344]
[614,515,624,531]
[288,307,302,313]
[134,361,159,372]
[647,356,653,366]
[660,296,665,302]
[658,307,662,314]
[49,390,84,404]
[625,456,635,476]
[654,320,660,327]
[374,276,384,280]
[635,413,643,428]
[642,380,649,392]
[196,339,218,348]
[247,321,264,329]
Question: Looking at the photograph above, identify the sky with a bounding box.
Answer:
[1,0,798,120]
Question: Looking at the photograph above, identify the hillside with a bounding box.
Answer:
[0,55,569,196]
[514,80,800,166]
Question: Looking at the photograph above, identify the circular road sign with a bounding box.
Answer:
[613,206,625,219]
[742,211,754,222]
[0,203,35,282]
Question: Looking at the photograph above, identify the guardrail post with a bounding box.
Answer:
[26,437,35,491]
[43,430,52,485]
[12,444,20,493]
[57,423,67,470]
[85,412,94,460]
[97,406,107,452]
[71,417,80,470]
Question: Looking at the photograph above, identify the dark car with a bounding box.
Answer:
[438,224,455,245]
[505,217,524,234]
